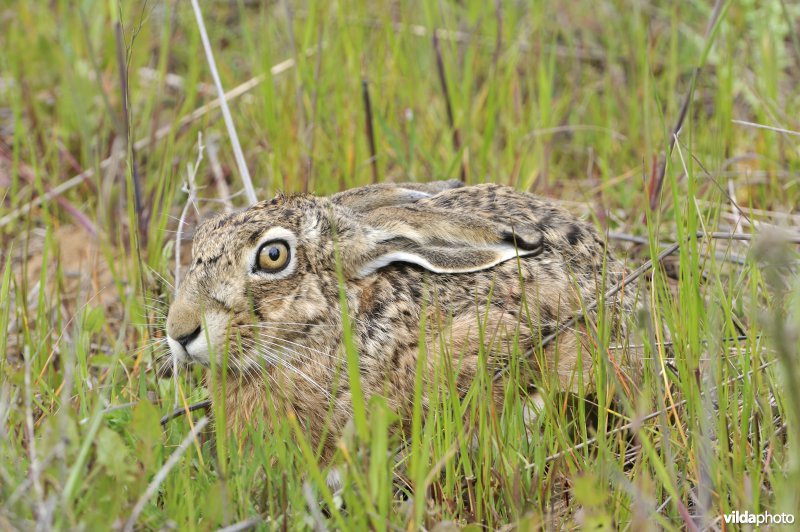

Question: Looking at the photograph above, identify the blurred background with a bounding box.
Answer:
[1,0,799,529]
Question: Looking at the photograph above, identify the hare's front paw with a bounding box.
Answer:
[326,467,344,496]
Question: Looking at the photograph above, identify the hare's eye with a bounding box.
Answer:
[257,240,290,272]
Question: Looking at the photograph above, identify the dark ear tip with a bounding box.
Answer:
[502,231,543,251]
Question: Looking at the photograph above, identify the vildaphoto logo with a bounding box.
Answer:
[723,511,795,525]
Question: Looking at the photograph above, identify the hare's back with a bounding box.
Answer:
[422,184,607,259]
[419,184,633,336]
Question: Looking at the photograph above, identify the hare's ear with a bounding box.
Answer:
[331,180,463,212]
[344,204,542,277]
[356,240,540,276]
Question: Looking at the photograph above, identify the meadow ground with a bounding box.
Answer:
[1,0,800,529]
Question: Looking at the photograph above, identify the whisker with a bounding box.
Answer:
[258,332,328,353]
[240,343,343,394]
[237,324,341,337]
[141,302,163,308]
[240,321,337,329]
[239,340,336,402]
[143,265,175,290]
[131,319,167,327]
[138,304,168,316]
[142,294,167,299]
[246,335,345,365]
[134,314,167,321]
[127,338,168,355]
[239,353,281,388]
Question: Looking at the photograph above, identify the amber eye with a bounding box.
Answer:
[256,240,290,272]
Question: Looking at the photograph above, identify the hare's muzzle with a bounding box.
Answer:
[166,300,206,364]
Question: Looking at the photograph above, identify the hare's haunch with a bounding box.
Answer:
[165,181,639,458]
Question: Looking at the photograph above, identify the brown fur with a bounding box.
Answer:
[165,182,640,461]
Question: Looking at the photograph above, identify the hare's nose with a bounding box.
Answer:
[174,325,202,348]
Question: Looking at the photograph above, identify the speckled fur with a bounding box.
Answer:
[166,182,639,461]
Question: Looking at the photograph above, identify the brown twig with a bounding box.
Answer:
[649,76,693,212]
[703,230,800,244]
[432,32,466,182]
[361,78,379,184]
[159,400,212,427]
[648,0,726,212]
[608,231,747,266]
[114,19,146,241]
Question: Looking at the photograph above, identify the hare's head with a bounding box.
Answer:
[165,182,543,373]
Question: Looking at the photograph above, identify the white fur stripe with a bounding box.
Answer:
[357,245,538,277]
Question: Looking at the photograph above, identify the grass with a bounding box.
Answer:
[2,0,800,529]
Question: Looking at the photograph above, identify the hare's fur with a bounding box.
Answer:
[166,182,638,460]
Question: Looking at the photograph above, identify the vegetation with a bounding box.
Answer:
[1,0,799,529]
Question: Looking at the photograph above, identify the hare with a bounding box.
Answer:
[164,181,640,460]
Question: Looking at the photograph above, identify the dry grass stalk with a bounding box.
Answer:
[190,0,258,205]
